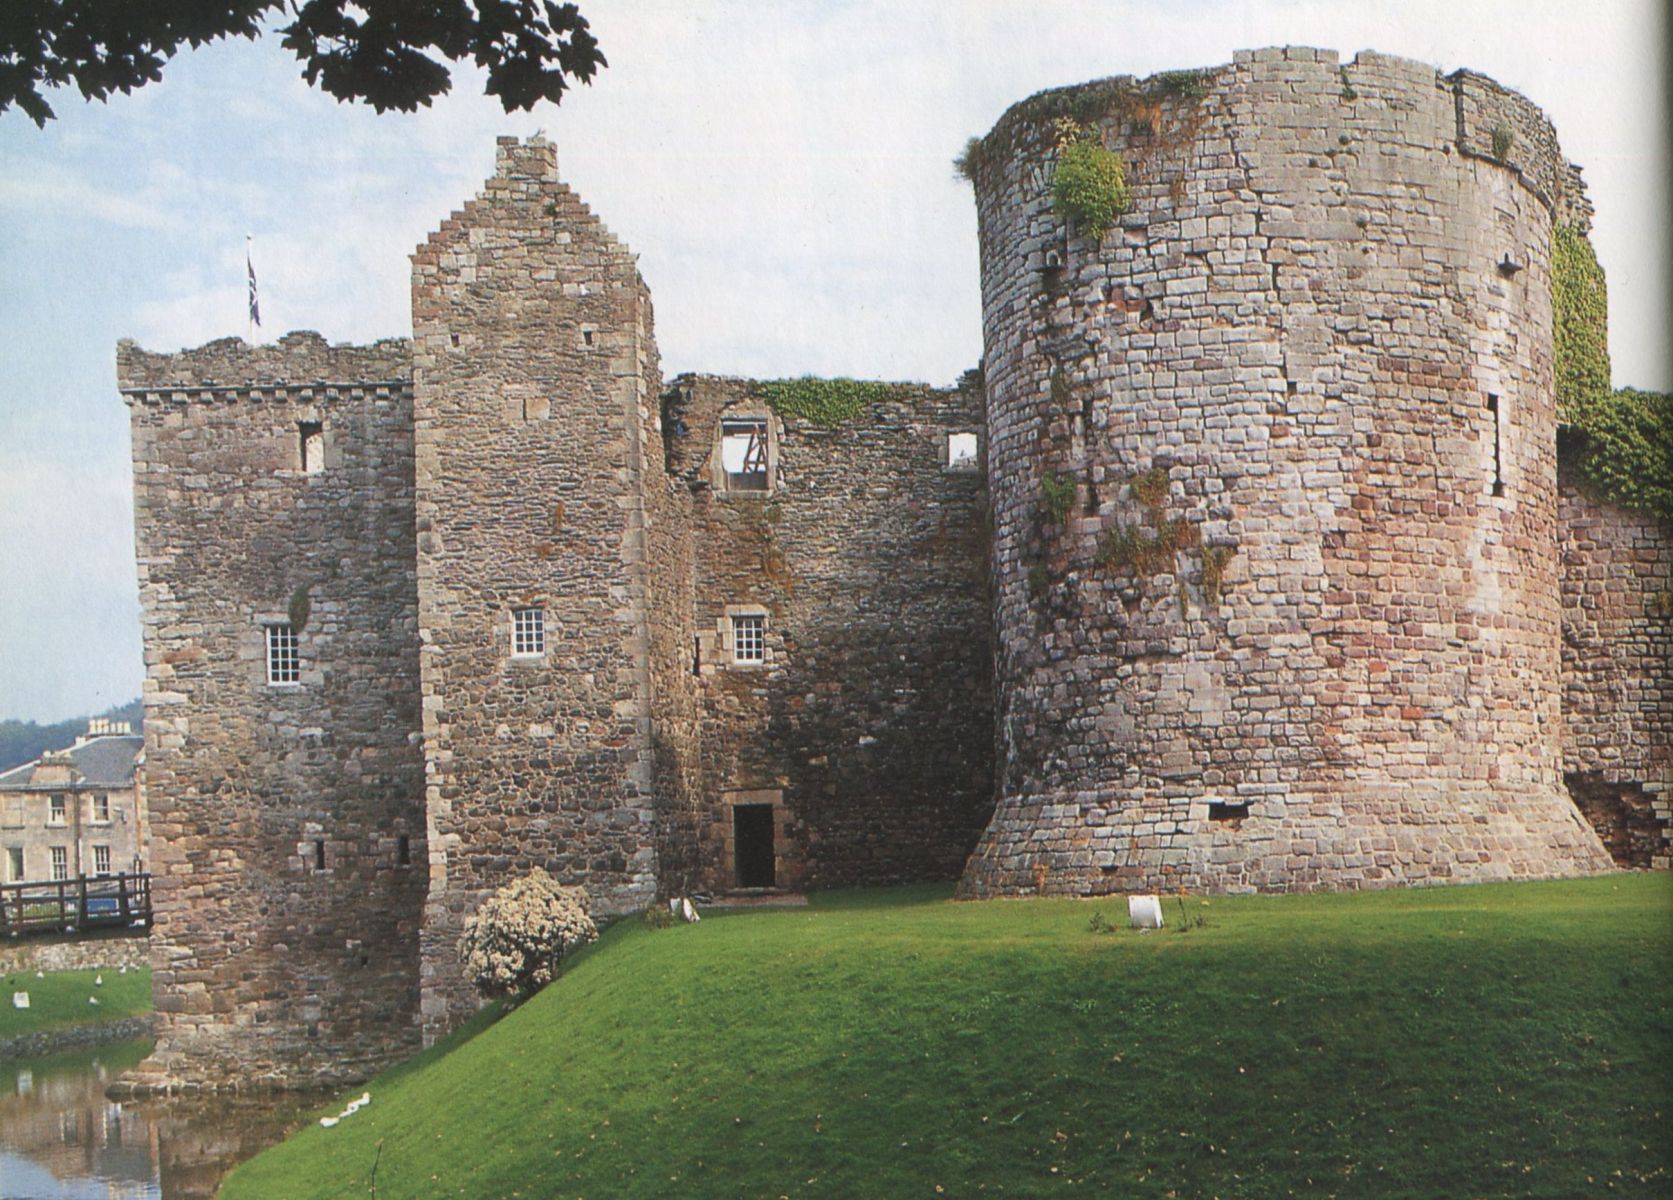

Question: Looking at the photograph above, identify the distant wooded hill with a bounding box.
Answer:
[0,698,144,772]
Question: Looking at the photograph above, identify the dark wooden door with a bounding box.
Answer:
[733,804,775,888]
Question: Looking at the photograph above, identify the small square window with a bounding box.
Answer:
[947,432,980,471]
[721,420,770,492]
[93,845,111,875]
[731,614,766,664]
[50,846,67,881]
[48,795,65,826]
[512,607,546,657]
[299,421,324,475]
[265,623,300,685]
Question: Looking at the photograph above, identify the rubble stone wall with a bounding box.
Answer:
[664,375,995,893]
[122,332,426,1088]
[962,48,1612,896]
[1559,464,1673,868]
[411,138,661,1037]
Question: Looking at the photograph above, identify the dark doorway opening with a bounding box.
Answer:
[733,804,776,888]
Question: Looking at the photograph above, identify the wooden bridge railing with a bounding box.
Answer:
[0,872,152,938]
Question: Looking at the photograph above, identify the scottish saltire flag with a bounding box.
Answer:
[246,237,261,328]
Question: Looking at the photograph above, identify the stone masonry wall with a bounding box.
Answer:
[412,138,661,1037]
[664,375,995,892]
[1559,463,1673,868]
[962,48,1611,896]
[122,332,426,1089]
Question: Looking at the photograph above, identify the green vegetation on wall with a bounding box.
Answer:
[1040,470,1076,527]
[1051,122,1131,241]
[1552,223,1611,422]
[1566,388,1673,524]
[752,377,903,427]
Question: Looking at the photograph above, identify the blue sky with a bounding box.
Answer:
[0,0,1666,722]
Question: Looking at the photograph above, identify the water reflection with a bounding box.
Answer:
[0,1041,309,1199]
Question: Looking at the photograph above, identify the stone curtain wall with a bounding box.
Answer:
[962,48,1611,897]
[122,332,426,1089]
[665,375,995,893]
[411,139,661,1037]
[1559,465,1673,867]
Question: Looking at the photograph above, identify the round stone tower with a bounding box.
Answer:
[960,47,1612,896]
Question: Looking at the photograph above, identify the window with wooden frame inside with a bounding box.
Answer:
[299,420,324,474]
[91,794,110,824]
[4,846,21,882]
[721,419,770,492]
[93,845,111,875]
[48,795,65,826]
[731,613,766,664]
[512,607,546,657]
[50,846,67,881]
[265,622,300,685]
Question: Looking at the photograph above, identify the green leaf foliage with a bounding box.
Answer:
[1051,137,1131,241]
[1552,223,1611,423]
[1568,388,1673,523]
[752,377,903,427]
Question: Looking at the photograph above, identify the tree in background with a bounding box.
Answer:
[1,1,605,126]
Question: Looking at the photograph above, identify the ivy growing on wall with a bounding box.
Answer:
[1552,223,1611,423]
[752,377,902,427]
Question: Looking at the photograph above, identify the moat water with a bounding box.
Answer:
[0,1040,308,1198]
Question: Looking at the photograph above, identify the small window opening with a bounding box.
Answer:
[693,634,702,676]
[397,834,411,866]
[947,432,979,471]
[1486,394,1504,496]
[1208,801,1249,824]
[721,420,770,492]
[733,804,776,888]
[1140,298,1156,323]
[265,623,300,685]
[512,607,545,657]
[731,613,766,664]
[299,421,324,475]
[582,329,595,346]
[314,839,327,870]
[449,332,460,347]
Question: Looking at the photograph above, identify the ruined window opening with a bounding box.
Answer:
[47,795,65,826]
[721,420,771,492]
[731,613,766,664]
[265,622,300,685]
[299,421,324,475]
[93,845,111,875]
[1208,801,1249,824]
[947,432,980,471]
[4,846,22,882]
[512,607,545,657]
[733,804,776,888]
[397,834,411,866]
[1486,394,1504,496]
[314,839,327,870]
[50,846,67,881]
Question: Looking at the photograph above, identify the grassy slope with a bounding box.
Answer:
[224,877,1671,1199]
[0,966,150,1038]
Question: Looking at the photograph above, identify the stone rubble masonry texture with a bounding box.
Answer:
[958,48,1619,896]
[1558,459,1673,868]
[121,331,427,1090]
[119,51,1668,1084]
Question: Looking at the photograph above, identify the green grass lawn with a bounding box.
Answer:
[0,966,150,1039]
[223,875,1671,1199]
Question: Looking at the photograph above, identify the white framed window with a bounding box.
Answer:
[91,794,111,824]
[731,613,766,664]
[50,846,67,881]
[93,845,111,875]
[5,846,22,882]
[47,795,65,826]
[946,431,980,471]
[265,622,300,685]
[512,607,546,657]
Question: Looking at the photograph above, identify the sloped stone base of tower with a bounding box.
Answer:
[959,781,1613,897]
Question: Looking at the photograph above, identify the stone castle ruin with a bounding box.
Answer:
[121,49,1669,1088]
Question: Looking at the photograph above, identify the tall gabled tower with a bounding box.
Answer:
[411,138,663,1035]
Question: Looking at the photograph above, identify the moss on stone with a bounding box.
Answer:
[752,377,903,427]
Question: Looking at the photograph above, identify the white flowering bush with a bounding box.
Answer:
[459,869,598,1000]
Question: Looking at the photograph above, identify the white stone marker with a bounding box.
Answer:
[1127,895,1164,930]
